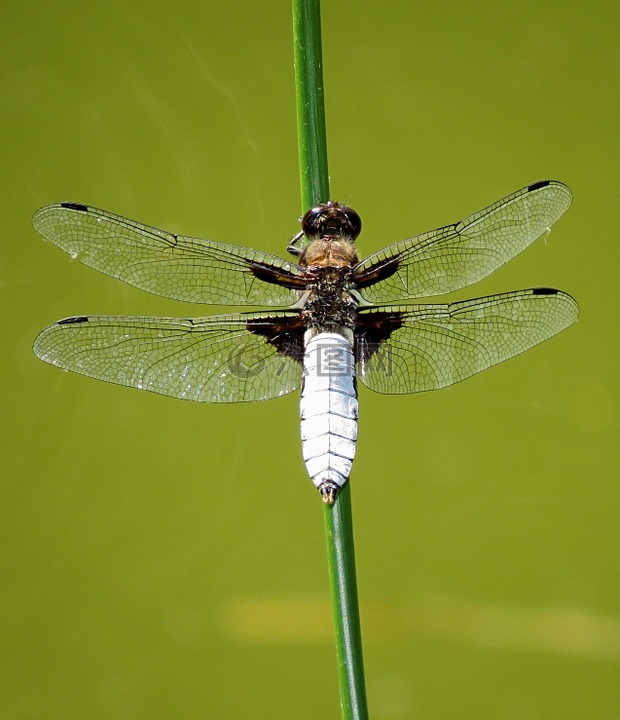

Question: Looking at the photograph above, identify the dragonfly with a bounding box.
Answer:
[33,180,578,503]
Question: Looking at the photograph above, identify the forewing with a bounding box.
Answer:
[355,181,572,302]
[356,289,579,394]
[33,203,304,306]
[33,312,304,402]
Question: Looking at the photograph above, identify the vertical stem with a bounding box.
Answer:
[292,0,330,209]
[292,2,369,718]
[323,482,369,720]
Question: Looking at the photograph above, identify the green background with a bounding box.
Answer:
[2,0,618,718]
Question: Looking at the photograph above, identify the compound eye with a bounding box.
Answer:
[338,206,362,240]
[301,205,326,235]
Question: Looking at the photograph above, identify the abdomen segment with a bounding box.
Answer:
[300,332,358,503]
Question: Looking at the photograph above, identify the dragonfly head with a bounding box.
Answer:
[301,202,362,242]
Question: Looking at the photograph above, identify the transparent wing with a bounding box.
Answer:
[33,203,304,306]
[355,181,572,302]
[33,312,304,403]
[356,289,579,394]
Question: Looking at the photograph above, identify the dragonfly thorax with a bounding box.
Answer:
[298,237,360,268]
[301,265,358,331]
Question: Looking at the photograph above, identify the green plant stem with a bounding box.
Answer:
[292,2,369,718]
[322,482,369,720]
[292,0,330,209]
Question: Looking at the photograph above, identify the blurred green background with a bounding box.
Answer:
[2,0,618,718]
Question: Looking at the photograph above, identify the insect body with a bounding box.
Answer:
[33,181,578,502]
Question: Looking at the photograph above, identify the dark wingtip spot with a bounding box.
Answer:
[528,180,551,192]
[532,287,559,295]
[61,202,89,212]
[58,316,89,325]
